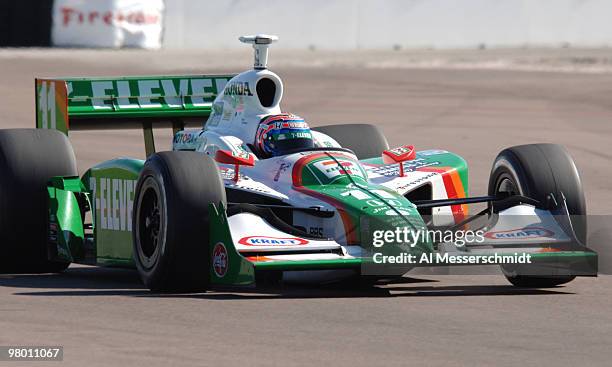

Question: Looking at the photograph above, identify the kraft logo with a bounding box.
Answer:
[238,236,309,246]
[485,227,555,240]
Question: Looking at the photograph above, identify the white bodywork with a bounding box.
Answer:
[171,35,469,254]
[169,35,575,279]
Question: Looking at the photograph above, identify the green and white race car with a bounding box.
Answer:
[0,35,596,291]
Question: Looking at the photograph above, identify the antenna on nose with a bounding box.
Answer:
[239,34,279,70]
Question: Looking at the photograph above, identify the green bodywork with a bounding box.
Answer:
[46,177,88,263]
[64,75,232,118]
[209,203,255,285]
[291,152,434,264]
[36,75,234,134]
[46,159,144,267]
[362,150,469,193]
[81,158,144,267]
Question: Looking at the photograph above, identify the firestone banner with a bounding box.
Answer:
[52,0,164,49]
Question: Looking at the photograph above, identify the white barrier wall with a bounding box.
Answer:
[163,0,612,49]
[52,0,164,48]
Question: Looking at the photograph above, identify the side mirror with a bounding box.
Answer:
[215,149,255,182]
[381,145,416,177]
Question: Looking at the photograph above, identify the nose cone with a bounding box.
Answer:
[291,151,433,257]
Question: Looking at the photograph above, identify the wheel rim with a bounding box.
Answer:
[490,170,523,214]
[136,178,163,270]
[496,176,519,196]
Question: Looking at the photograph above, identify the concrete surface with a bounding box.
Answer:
[0,49,611,366]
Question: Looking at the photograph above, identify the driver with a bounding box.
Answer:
[254,113,314,158]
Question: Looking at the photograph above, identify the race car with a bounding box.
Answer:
[0,35,596,291]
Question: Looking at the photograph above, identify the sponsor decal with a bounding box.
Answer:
[395,172,439,192]
[223,110,234,121]
[53,0,165,49]
[219,167,234,180]
[220,169,284,196]
[312,158,366,181]
[224,81,253,96]
[232,150,251,160]
[60,6,160,27]
[37,80,69,132]
[48,220,59,244]
[368,158,439,177]
[89,177,137,232]
[382,145,416,163]
[212,242,228,277]
[238,236,309,246]
[274,162,291,182]
[387,146,412,156]
[230,183,277,195]
[214,149,255,184]
[485,227,555,240]
[383,209,412,216]
[292,152,368,186]
[219,167,246,182]
[173,131,201,145]
[273,120,309,130]
[69,77,229,110]
[206,102,224,127]
[339,188,412,214]
[419,149,449,157]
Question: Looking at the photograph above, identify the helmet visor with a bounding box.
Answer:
[270,130,314,156]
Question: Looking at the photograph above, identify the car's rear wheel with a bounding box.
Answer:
[132,151,226,292]
[488,144,586,288]
[312,124,389,159]
[0,129,77,273]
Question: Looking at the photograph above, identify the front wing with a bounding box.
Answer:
[207,203,597,286]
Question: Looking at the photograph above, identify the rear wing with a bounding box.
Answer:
[35,75,234,155]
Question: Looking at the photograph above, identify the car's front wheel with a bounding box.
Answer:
[488,144,586,288]
[132,151,226,292]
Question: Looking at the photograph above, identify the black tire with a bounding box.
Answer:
[132,152,226,292]
[488,144,586,288]
[0,129,77,273]
[312,124,389,159]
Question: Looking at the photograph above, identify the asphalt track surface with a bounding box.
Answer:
[1,49,611,366]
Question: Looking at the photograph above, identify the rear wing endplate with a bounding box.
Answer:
[35,75,234,156]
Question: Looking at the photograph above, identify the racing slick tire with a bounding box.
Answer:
[132,151,226,292]
[312,124,389,159]
[0,129,76,273]
[488,144,586,288]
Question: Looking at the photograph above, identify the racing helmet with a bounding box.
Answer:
[255,113,314,157]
